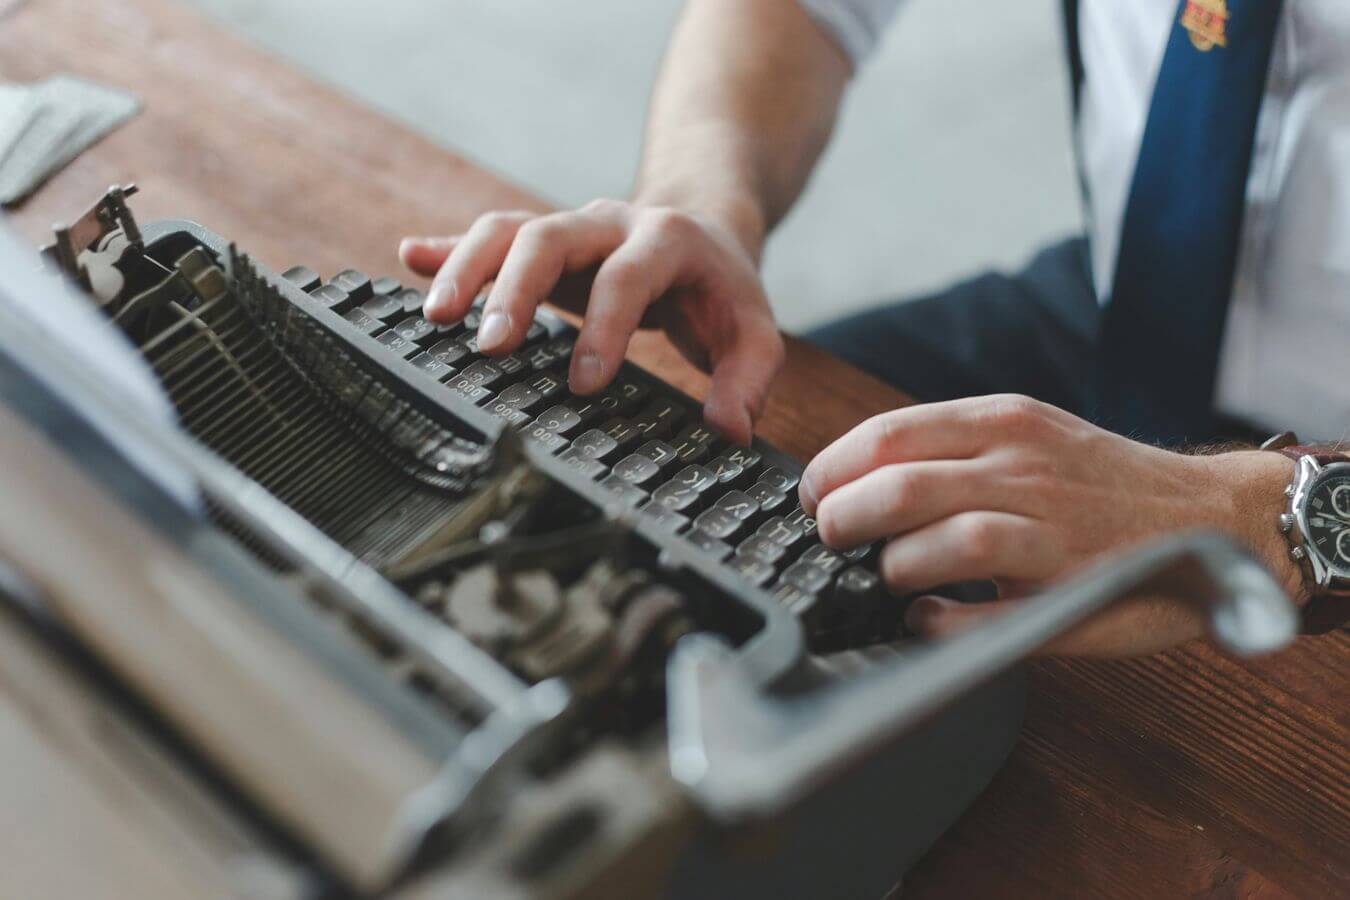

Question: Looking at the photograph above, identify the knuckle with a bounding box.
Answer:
[879,541,914,588]
[582,197,627,218]
[644,206,698,242]
[476,210,521,233]
[513,216,562,252]
[861,414,901,468]
[985,394,1048,435]
[879,467,917,515]
[954,514,999,561]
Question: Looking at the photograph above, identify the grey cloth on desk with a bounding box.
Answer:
[0,75,139,207]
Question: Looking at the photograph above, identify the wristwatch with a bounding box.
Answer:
[1262,432,1350,633]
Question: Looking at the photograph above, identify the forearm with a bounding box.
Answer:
[634,0,852,259]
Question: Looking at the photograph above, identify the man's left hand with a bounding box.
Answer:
[799,395,1305,656]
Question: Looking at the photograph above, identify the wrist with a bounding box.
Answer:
[1200,450,1309,607]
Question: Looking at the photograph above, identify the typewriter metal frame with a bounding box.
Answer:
[0,197,1300,899]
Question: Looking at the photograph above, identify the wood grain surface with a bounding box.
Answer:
[3,1,1347,896]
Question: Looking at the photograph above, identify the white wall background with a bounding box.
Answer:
[181,0,1083,330]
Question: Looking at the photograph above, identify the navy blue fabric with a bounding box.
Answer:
[808,239,1100,417]
[1095,0,1285,445]
[805,237,1268,445]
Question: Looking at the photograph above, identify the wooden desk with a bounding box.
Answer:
[4,1,1348,896]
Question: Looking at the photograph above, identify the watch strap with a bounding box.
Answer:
[1261,432,1350,634]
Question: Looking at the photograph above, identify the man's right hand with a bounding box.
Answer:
[398,199,784,445]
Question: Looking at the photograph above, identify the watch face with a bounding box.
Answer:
[1305,471,1350,566]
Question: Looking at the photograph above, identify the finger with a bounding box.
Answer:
[800,394,1060,515]
[702,321,784,445]
[423,211,535,323]
[479,209,628,354]
[815,458,1018,550]
[878,511,1051,593]
[398,236,458,276]
[904,593,1205,658]
[568,228,683,395]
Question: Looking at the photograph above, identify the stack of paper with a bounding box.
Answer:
[0,75,139,207]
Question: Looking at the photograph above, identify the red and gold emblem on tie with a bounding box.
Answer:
[1181,0,1229,51]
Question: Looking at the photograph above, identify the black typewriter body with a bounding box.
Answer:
[27,188,1292,899]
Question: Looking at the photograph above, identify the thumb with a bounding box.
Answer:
[703,325,784,445]
[399,236,458,276]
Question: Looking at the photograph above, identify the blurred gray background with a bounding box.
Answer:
[180,0,1082,331]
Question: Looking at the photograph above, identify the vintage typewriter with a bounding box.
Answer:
[0,186,1297,899]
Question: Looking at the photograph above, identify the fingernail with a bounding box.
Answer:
[478,311,510,351]
[800,478,818,511]
[425,281,456,315]
[571,349,605,394]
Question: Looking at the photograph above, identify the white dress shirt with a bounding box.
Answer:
[799,0,1350,440]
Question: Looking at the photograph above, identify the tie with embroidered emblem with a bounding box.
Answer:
[1095,0,1285,445]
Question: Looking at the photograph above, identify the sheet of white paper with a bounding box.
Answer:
[0,76,139,206]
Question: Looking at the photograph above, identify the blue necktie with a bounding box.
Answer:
[1096,0,1285,446]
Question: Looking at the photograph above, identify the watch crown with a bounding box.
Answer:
[1291,545,1308,562]
[1280,513,1296,533]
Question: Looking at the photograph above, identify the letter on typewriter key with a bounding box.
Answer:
[735,533,786,565]
[487,401,532,428]
[745,482,788,517]
[376,330,421,359]
[496,382,544,413]
[601,419,642,455]
[651,479,703,513]
[331,269,373,303]
[310,283,352,312]
[785,507,819,542]
[528,372,566,404]
[525,423,570,454]
[693,507,745,542]
[534,404,583,437]
[729,555,776,587]
[393,316,438,345]
[611,454,662,487]
[780,559,832,595]
[558,447,609,480]
[342,307,384,337]
[798,543,844,574]
[459,360,505,388]
[632,400,685,438]
[427,338,470,368]
[684,528,733,561]
[280,264,321,293]
[713,490,759,521]
[410,352,457,382]
[757,515,805,549]
[635,440,679,470]
[571,428,621,462]
[598,474,650,508]
[640,502,689,534]
[394,287,427,316]
[756,466,800,494]
[360,293,405,323]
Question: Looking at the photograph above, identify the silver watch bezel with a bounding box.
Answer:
[1286,456,1350,595]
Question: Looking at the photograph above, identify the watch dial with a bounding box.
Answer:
[1305,473,1350,564]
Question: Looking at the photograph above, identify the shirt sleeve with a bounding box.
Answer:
[794,0,905,66]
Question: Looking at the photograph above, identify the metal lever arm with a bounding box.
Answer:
[666,532,1298,821]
